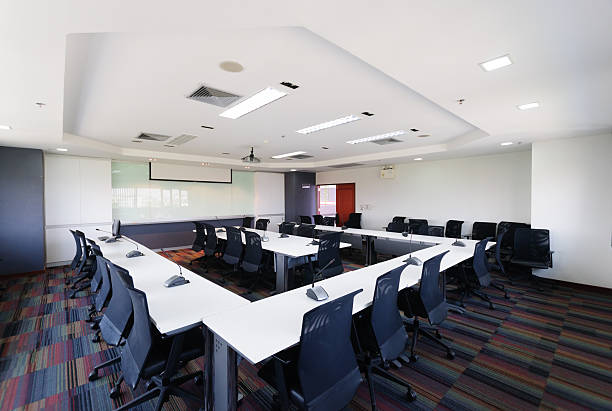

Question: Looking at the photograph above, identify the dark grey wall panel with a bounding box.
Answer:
[0,147,44,275]
[284,172,316,223]
[120,218,242,249]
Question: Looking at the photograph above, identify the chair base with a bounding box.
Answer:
[88,355,120,381]
[365,363,416,410]
[405,318,455,361]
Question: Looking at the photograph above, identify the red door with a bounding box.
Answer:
[335,183,355,226]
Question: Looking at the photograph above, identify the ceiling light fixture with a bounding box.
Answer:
[296,115,361,134]
[346,130,406,145]
[0,125,12,130]
[517,102,540,110]
[418,134,430,138]
[290,169,297,172]
[413,157,423,161]
[271,151,307,159]
[56,148,68,152]
[479,54,513,71]
[219,87,287,119]
[500,142,513,146]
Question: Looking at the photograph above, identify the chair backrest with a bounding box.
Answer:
[255,218,270,231]
[472,222,497,241]
[371,265,409,362]
[419,251,450,325]
[122,287,154,390]
[312,215,323,225]
[94,256,113,312]
[473,238,492,286]
[69,230,81,270]
[317,232,343,278]
[385,220,405,233]
[204,223,218,255]
[445,220,464,238]
[491,229,507,274]
[322,216,335,226]
[89,243,104,292]
[392,216,406,223]
[75,230,89,271]
[497,221,530,250]
[297,289,363,410]
[192,222,207,252]
[241,231,263,273]
[296,224,315,238]
[345,212,362,228]
[99,263,134,346]
[408,219,428,235]
[299,215,312,224]
[428,225,445,237]
[223,226,243,265]
[242,216,254,228]
[279,222,295,235]
[513,228,551,264]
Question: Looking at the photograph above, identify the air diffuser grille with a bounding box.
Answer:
[329,163,365,168]
[136,133,171,141]
[370,137,402,145]
[187,85,241,107]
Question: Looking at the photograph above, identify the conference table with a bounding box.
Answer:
[203,237,491,411]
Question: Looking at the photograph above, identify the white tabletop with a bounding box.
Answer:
[215,227,351,258]
[83,230,250,335]
[312,224,467,246]
[204,241,488,364]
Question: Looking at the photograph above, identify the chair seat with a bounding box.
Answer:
[141,328,204,379]
[510,258,550,269]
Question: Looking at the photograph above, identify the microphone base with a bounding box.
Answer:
[98,236,109,241]
[105,237,118,243]
[306,285,329,301]
[262,235,269,242]
[452,240,466,247]
[279,233,289,238]
[126,250,144,258]
[403,256,422,266]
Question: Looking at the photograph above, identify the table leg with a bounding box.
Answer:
[365,235,371,266]
[274,254,288,293]
[205,330,238,411]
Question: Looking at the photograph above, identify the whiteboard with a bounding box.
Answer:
[150,162,232,183]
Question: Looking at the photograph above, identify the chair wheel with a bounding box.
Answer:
[488,303,494,309]
[446,351,455,360]
[109,386,120,399]
[409,355,419,363]
[407,389,417,402]
[504,293,509,299]
[88,370,99,381]
[92,335,101,343]
[90,322,99,330]
[145,380,156,391]
[194,375,203,385]
[435,331,442,339]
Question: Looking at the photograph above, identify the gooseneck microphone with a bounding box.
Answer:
[402,232,422,266]
[96,228,117,243]
[122,237,144,258]
[160,248,190,287]
[306,258,335,301]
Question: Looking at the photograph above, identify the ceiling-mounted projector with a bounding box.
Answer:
[241,147,261,163]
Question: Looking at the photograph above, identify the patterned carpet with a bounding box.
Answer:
[0,248,611,411]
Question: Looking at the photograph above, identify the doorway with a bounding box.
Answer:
[317,183,355,226]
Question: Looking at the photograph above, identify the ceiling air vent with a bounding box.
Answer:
[136,133,171,141]
[370,137,402,145]
[288,153,313,159]
[187,85,241,108]
[329,163,365,168]
[163,134,197,148]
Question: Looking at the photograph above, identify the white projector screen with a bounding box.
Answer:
[149,162,232,183]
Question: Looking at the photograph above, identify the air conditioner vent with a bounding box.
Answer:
[136,133,171,141]
[166,134,197,146]
[187,85,241,107]
[288,154,313,159]
[329,163,365,168]
[370,137,402,145]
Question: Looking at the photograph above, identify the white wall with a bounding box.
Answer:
[531,134,612,288]
[254,172,285,232]
[316,151,532,235]
[45,155,112,265]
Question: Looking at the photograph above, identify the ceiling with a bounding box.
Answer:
[1,0,611,171]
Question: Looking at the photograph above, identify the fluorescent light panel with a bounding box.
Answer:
[413,157,423,161]
[500,142,513,146]
[517,102,540,110]
[479,54,512,71]
[56,148,68,152]
[346,130,406,145]
[271,151,307,159]
[296,115,361,134]
[219,87,287,119]
[0,125,12,130]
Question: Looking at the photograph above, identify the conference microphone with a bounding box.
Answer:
[121,237,144,258]
[262,228,269,242]
[306,258,335,301]
[96,228,117,243]
[160,248,190,288]
[452,236,466,247]
[402,232,422,266]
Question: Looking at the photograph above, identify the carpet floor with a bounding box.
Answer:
[0,249,611,410]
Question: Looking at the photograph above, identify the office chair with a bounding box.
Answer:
[242,216,254,228]
[67,230,95,286]
[408,219,429,235]
[353,265,417,408]
[296,223,315,239]
[219,226,243,284]
[487,229,509,281]
[112,287,204,410]
[303,231,343,284]
[189,222,207,265]
[497,221,530,261]
[240,231,266,292]
[392,216,406,223]
[322,216,335,226]
[445,220,464,238]
[312,214,323,225]
[471,222,497,241]
[428,225,445,237]
[345,212,362,228]
[69,236,101,298]
[510,228,553,273]
[399,251,455,361]
[299,215,312,224]
[255,218,270,231]
[88,263,135,383]
[87,255,113,326]
[279,222,296,235]
[385,220,405,233]
[258,290,363,410]
[69,229,82,274]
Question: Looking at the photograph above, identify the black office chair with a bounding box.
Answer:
[240,231,268,292]
[189,222,207,265]
[497,221,530,261]
[511,228,553,273]
[299,215,312,224]
[68,230,95,286]
[87,255,113,325]
[296,223,315,239]
[70,236,101,298]
[112,286,204,410]
[255,218,270,231]
[322,216,335,226]
[303,231,343,283]
[312,215,323,225]
[385,220,405,233]
[399,251,455,361]
[258,290,363,410]
[219,226,243,284]
[428,225,445,237]
[487,229,509,280]
[242,216,254,228]
[353,265,417,408]
[445,220,464,238]
[392,216,406,223]
[345,212,362,229]
[408,219,429,235]
[279,222,296,235]
[471,222,497,241]
[69,229,82,275]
